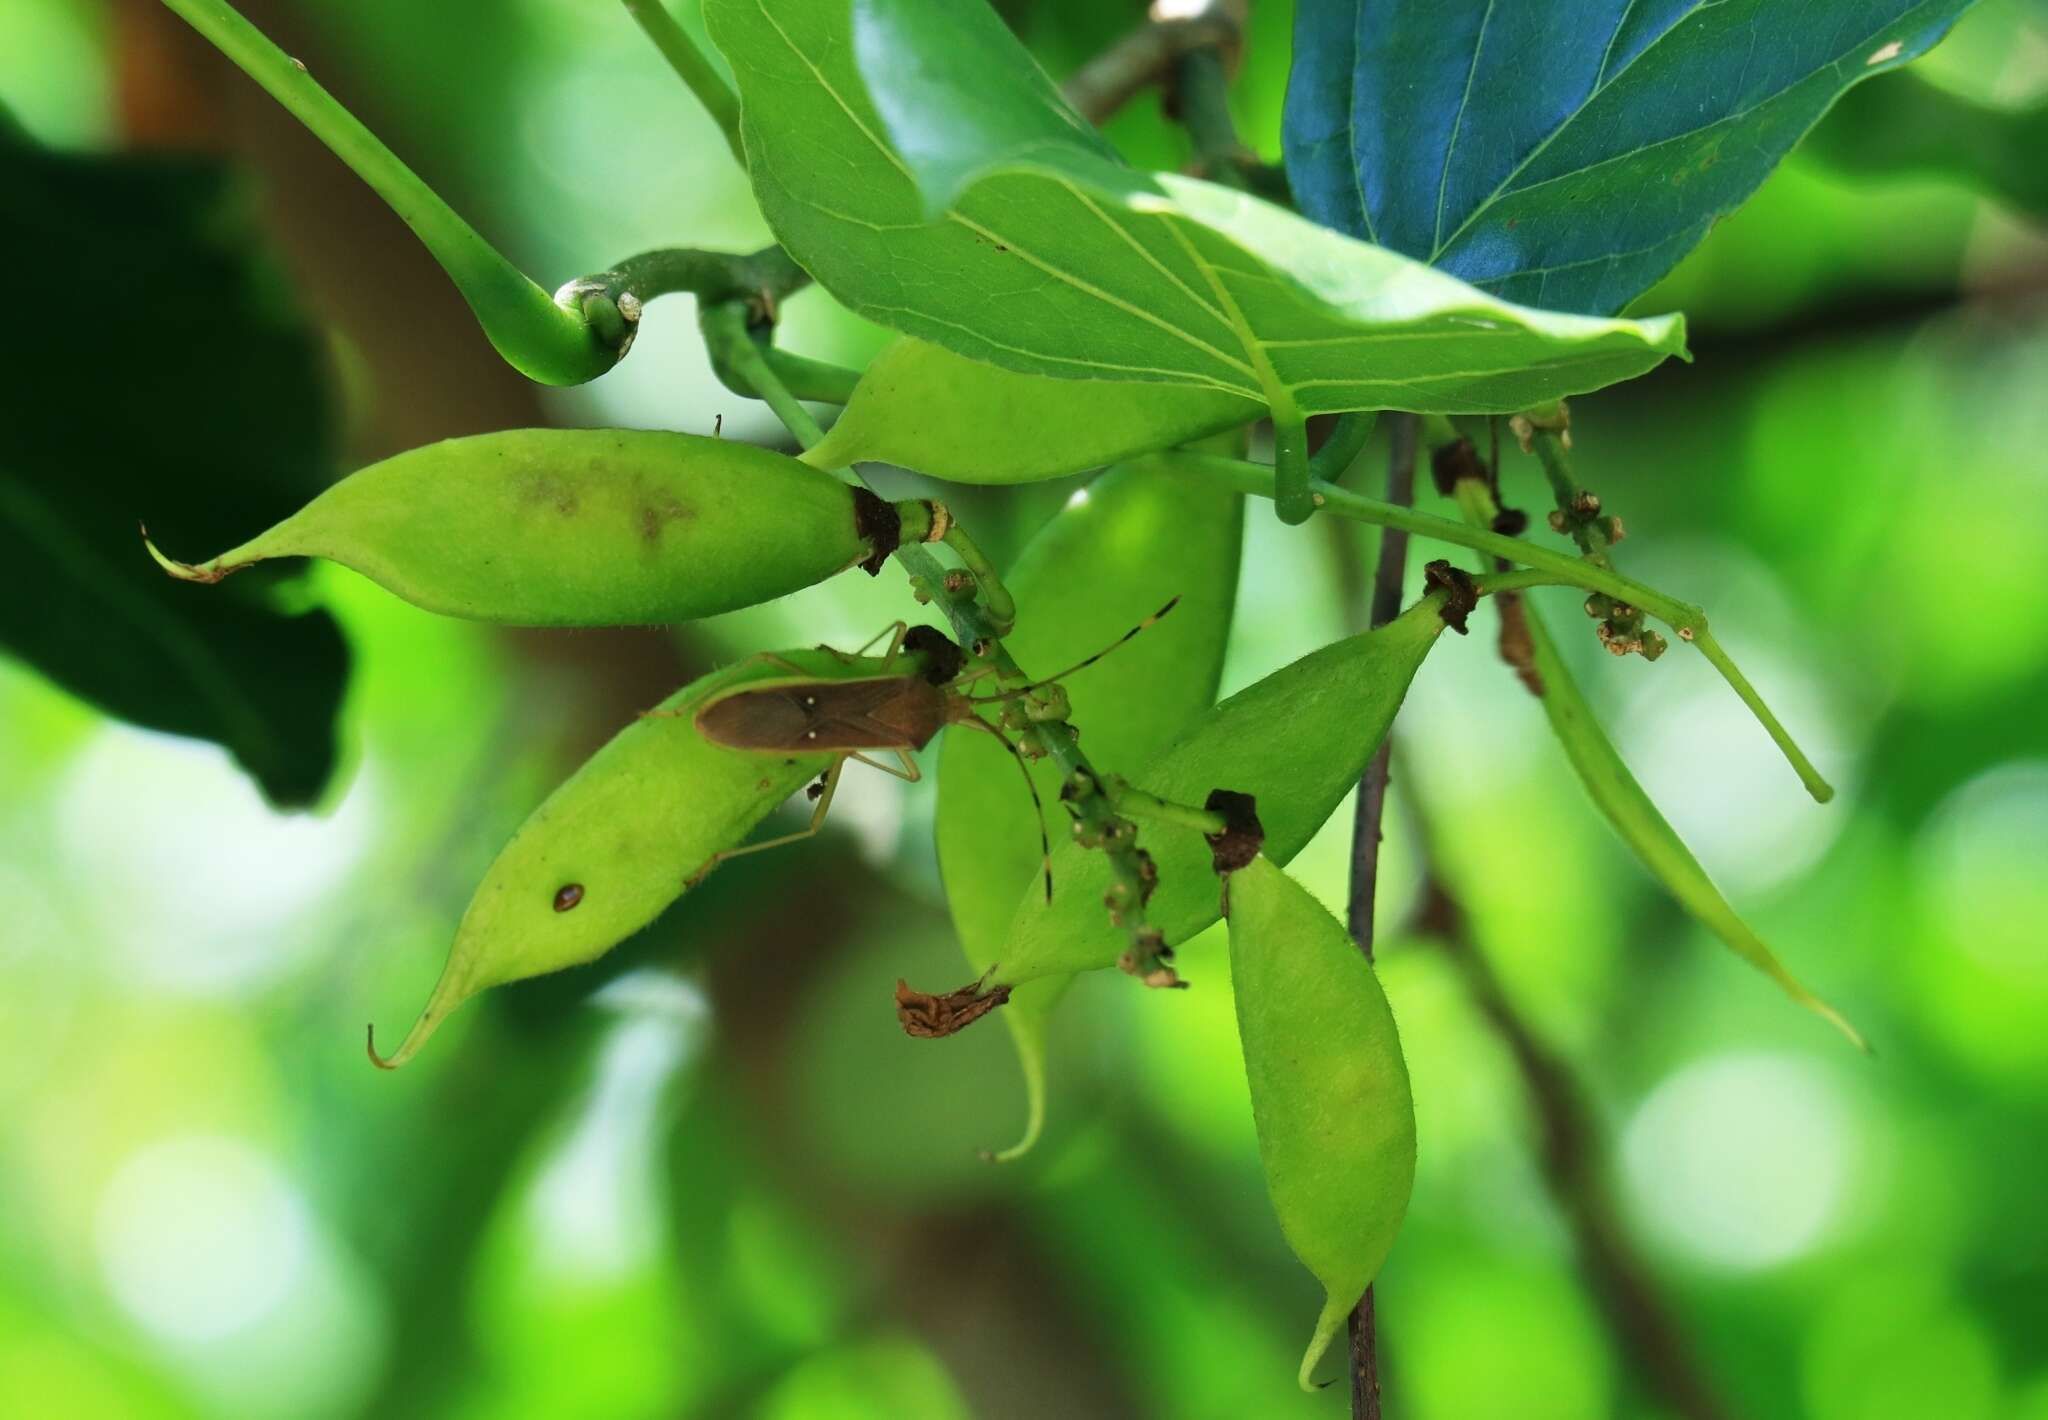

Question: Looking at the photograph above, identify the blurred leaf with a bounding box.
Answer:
[704,0,1687,414]
[0,136,347,805]
[937,463,1242,1156]
[1283,0,1977,314]
[1806,69,2048,218]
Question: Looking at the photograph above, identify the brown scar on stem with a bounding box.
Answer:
[1496,592,1546,697]
[895,972,1012,1038]
[1423,559,1480,634]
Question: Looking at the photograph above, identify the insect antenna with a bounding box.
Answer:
[961,597,1180,703]
[953,716,1055,902]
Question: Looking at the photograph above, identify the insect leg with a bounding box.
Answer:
[848,748,923,783]
[686,757,846,880]
[950,717,1054,902]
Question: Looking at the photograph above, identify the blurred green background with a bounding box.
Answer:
[3,2,2045,1417]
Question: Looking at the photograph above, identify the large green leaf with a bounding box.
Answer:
[1283,0,1977,315]
[703,0,1686,417]
[807,338,1258,482]
[0,138,348,805]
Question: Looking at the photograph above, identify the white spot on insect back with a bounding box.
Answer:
[1866,40,1903,65]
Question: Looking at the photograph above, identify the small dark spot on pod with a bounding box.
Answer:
[553,883,585,912]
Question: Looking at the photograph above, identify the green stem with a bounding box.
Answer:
[1270,402,1316,526]
[160,0,612,386]
[1131,449,1703,628]
[1310,411,1379,484]
[941,523,1018,634]
[1135,446,1832,799]
[1527,427,1614,562]
[1106,779,1228,837]
[619,0,745,165]
[1689,629,1834,803]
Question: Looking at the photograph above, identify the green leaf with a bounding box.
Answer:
[703,0,1686,415]
[1807,70,2048,220]
[0,139,348,806]
[992,595,1448,987]
[808,338,1258,483]
[1283,0,1977,315]
[1523,599,1864,1047]
[936,464,1243,1156]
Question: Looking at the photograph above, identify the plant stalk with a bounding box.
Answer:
[1341,412,1419,1417]
[619,0,746,165]
[160,0,612,386]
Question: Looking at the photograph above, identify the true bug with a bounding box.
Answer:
[655,602,1178,896]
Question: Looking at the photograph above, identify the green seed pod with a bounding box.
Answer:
[1523,600,1864,1046]
[1225,855,1415,1391]
[991,595,1448,987]
[936,464,1242,1158]
[369,648,858,1068]
[147,428,931,626]
[807,337,1258,483]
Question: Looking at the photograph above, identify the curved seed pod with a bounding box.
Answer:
[991,595,1448,987]
[369,648,858,1068]
[937,464,1242,1158]
[1523,600,1865,1047]
[1225,855,1415,1391]
[807,337,1259,483]
[147,429,932,626]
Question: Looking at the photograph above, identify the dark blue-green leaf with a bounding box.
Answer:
[0,138,348,805]
[1283,0,1977,314]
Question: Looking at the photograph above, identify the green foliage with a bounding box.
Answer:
[8,0,2028,1409]
[936,463,1243,1156]
[1284,0,1979,314]
[1226,855,1416,1390]
[370,648,852,1067]
[703,0,1687,418]
[995,597,1448,985]
[1806,69,2048,219]
[1520,597,1865,1046]
[0,135,347,806]
[148,429,903,626]
[809,338,1258,483]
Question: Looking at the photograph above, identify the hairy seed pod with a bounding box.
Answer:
[368,649,859,1068]
[1225,855,1415,1390]
[147,428,930,625]
[989,594,1448,987]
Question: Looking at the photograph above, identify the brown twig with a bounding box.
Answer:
[1060,4,1242,125]
[1341,412,1418,1417]
[1406,837,1737,1420]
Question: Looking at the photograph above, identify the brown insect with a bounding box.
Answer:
[650,604,1177,897]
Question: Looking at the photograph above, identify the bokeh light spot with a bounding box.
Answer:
[1622,1051,1855,1270]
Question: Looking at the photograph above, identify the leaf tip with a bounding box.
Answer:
[1297,1294,1352,1392]
[140,523,230,584]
